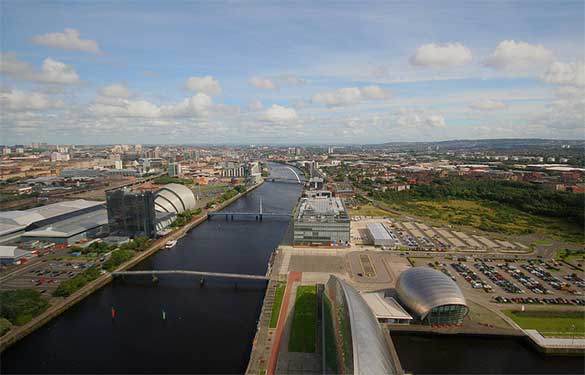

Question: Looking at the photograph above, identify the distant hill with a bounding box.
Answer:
[371,138,585,151]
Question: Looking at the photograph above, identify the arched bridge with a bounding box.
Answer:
[270,165,303,184]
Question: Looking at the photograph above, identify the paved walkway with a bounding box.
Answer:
[267,271,302,375]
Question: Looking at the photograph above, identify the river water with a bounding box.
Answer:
[1,168,303,374]
[392,333,585,374]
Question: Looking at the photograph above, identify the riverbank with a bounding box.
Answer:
[0,181,263,352]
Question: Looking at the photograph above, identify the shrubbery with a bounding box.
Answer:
[0,317,12,336]
[102,249,135,272]
[0,289,49,325]
[53,267,101,297]
[170,208,203,227]
[119,236,151,252]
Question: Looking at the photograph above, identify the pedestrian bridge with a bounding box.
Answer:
[208,197,292,220]
[112,270,270,281]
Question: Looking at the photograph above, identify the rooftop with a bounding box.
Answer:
[22,208,108,239]
[361,292,413,321]
[0,199,103,237]
[295,197,349,222]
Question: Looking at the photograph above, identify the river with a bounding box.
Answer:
[392,333,585,374]
[1,166,303,374]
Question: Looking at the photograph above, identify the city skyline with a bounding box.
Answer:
[1,1,584,145]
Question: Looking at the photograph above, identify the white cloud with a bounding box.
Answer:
[279,74,306,86]
[540,61,585,87]
[248,98,263,111]
[90,98,161,118]
[484,40,554,72]
[89,93,214,119]
[361,85,392,100]
[264,104,297,122]
[312,86,392,107]
[0,88,63,111]
[37,58,80,84]
[248,76,276,90]
[100,84,130,98]
[31,28,101,54]
[163,93,214,117]
[394,108,447,128]
[0,54,80,84]
[469,99,507,111]
[409,43,472,67]
[185,75,222,95]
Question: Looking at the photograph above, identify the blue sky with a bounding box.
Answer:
[1,1,583,144]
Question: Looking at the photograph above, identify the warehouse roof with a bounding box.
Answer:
[21,208,108,239]
[366,222,393,241]
[0,200,103,237]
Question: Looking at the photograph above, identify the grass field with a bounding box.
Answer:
[348,204,395,217]
[386,199,583,244]
[269,282,286,328]
[504,310,585,337]
[288,285,317,353]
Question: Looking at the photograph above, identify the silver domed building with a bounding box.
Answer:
[396,267,468,325]
[154,183,196,214]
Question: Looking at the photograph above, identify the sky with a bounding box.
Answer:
[0,0,584,145]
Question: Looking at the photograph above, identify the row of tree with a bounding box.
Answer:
[374,179,584,225]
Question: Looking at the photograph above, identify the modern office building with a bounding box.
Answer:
[395,267,469,325]
[323,276,397,374]
[106,189,157,238]
[168,162,182,177]
[293,197,350,246]
[366,222,397,248]
[154,183,196,214]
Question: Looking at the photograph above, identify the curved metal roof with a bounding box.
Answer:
[329,276,396,375]
[154,183,196,214]
[396,267,467,320]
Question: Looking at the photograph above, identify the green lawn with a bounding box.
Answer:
[288,285,317,353]
[269,282,286,328]
[504,310,585,337]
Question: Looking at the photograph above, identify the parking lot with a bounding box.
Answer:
[0,258,104,297]
[408,254,585,307]
[352,218,532,254]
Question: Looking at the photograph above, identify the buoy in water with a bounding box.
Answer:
[162,310,166,320]
[111,307,116,320]
[200,277,205,286]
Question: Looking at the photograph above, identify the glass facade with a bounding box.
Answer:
[425,304,469,325]
[106,189,156,238]
[293,197,350,246]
